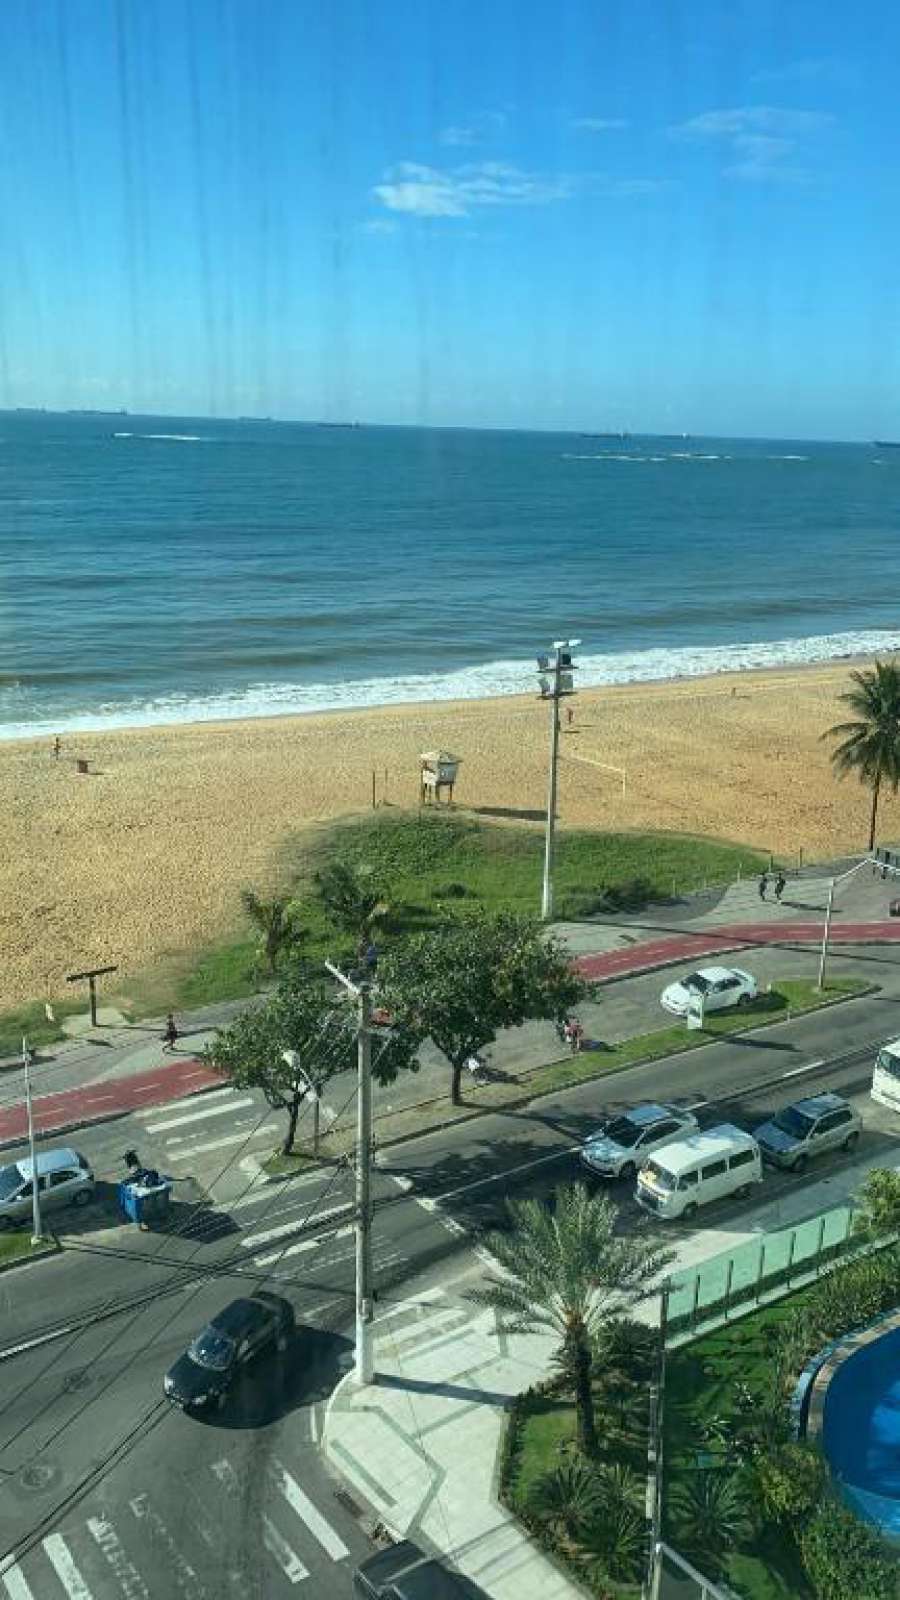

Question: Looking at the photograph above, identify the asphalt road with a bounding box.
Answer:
[4,941,900,1600]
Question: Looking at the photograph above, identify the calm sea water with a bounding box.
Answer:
[3,412,900,740]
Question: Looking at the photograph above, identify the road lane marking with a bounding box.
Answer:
[241,1202,351,1249]
[1,1564,35,1600]
[165,1125,279,1158]
[262,1517,309,1585]
[144,1098,255,1133]
[137,1086,236,1112]
[128,1495,207,1599]
[43,1536,93,1600]
[253,1238,321,1267]
[782,1059,826,1080]
[228,1171,340,1211]
[270,1461,349,1561]
[87,1515,151,1600]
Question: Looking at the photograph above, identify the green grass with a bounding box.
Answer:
[0,1232,57,1267]
[664,1302,817,1600]
[0,998,84,1061]
[101,811,769,1017]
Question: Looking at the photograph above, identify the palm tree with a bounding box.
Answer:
[469,1185,673,1455]
[526,1457,602,1540]
[239,889,305,977]
[670,1472,754,1574]
[314,861,388,949]
[822,660,900,850]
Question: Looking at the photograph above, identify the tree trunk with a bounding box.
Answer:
[572,1337,597,1456]
[312,1095,321,1155]
[282,1097,300,1154]
[451,1059,464,1106]
[869,778,881,852]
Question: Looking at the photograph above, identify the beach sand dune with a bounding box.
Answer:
[4,660,897,1009]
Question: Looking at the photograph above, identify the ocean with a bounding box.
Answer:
[3,411,900,741]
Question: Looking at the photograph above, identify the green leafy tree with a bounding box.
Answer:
[854,1167,900,1240]
[205,973,418,1153]
[315,862,389,947]
[822,659,900,849]
[239,888,306,977]
[753,1441,826,1525]
[670,1471,755,1575]
[378,911,586,1104]
[469,1185,673,1455]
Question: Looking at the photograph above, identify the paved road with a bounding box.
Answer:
[4,943,900,1600]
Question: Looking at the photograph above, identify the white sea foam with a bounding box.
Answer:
[113,431,214,441]
[4,627,900,741]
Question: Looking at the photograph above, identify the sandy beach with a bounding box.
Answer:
[4,658,898,1010]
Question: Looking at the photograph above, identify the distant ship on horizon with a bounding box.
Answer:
[580,430,630,440]
[874,440,900,448]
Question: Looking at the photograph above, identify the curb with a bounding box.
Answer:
[0,1076,227,1155]
[0,1239,61,1276]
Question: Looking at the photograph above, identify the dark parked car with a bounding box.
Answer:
[353,1541,489,1599]
[163,1293,294,1411]
[753,1092,862,1173]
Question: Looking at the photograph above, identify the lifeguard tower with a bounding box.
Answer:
[420,750,461,807]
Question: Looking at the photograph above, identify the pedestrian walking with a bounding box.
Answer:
[566,706,575,728]
[758,873,768,901]
[774,872,786,903]
[163,1012,178,1051]
[53,735,61,760]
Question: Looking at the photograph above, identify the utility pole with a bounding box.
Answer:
[818,846,900,989]
[537,639,579,921]
[325,961,374,1385]
[21,1038,44,1245]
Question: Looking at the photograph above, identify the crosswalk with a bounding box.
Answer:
[132,1087,280,1176]
[1,1455,352,1599]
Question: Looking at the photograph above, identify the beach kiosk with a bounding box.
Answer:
[420,750,461,806]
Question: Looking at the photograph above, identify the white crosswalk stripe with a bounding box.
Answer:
[43,1536,93,1600]
[144,1098,255,1133]
[129,1495,208,1599]
[164,1124,279,1159]
[241,1201,351,1250]
[1,1564,35,1600]
[270,1460,349,1561]
[261,1517,309,1585]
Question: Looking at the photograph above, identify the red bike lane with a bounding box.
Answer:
[0,1058,224,1149]
[575,920,900,981]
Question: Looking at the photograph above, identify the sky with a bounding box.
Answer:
[0,0,898,437]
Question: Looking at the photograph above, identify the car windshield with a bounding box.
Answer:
[602,1116,645,1148]
[188,1328,236,1371]
[773,1106,815,1139]
[0,1167,22,1200]
[877,1049,900,1079]
[644,1161,676,1192]
[683,973,711,993]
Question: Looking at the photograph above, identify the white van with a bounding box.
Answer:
[871,1038,900,1113]
[635,1124,762,1220]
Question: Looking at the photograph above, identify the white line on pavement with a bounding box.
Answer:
[782,1058,825,1080]
[87,1515,150,1600]
[166,1125,279,1159]
[43,1536,92,1600]
[1,1564,34,1600]
[139,1086,237,1113]
[228,1171,340,1211]
[262,1517,309,1585]
[144,1097,255,1133]
[241,1202,352,1250]
[253,1238,321,1267]
[271,1461,349,1560]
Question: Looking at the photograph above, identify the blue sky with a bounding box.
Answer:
[1,0,897,436]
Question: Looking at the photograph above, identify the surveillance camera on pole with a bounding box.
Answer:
[537,638,580,920]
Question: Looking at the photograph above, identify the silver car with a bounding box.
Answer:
[0,1147,95,1228]
[753,1093,861,1173]
[580,1103,699,1182]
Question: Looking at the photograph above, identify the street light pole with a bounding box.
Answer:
[21,1038,43,1245]
[816,878,835,991]
[324,961,374,1386]
[538,639,579,921]
[816,849,900,990]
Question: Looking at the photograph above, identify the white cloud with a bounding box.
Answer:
[373,160,573,218]
[571,117,629,133]
[668,104,832,181]
[360,218,399,235]
[438,111,508,147]
[439,126,479,148]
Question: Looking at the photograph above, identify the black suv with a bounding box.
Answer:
[354,1541,489,1599]
[163,1293,294,1411]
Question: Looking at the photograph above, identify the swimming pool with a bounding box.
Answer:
[822,1322,900,1537]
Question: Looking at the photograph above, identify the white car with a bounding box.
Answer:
[580,1103,699,1182]
[660,964,757,1017]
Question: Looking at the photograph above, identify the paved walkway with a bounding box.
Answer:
[324,1280,584,1600]
[575,918,900,981]
[0,1055,222,1149]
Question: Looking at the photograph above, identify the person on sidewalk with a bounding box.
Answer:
[162,1013,178,1051]
[758,873,768,901]
[774,872,787,903]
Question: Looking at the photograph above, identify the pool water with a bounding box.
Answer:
[823,1323,900,1537]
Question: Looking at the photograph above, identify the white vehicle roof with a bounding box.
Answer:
[675,966,746,985]
[643,1123,757,1174]
[880,1038,900,1059]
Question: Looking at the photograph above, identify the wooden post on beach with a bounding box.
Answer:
[372,771,376,810]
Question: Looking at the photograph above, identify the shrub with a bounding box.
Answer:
[526,1457,602,1540]
[753,1441,828,1525]
[603,876,656,911]
[432,881,472,900]
[854,1168,900,1240]
[806,1249,900,1341]
[799,1498,898,1599]
[670,1471,755,1574]
[582,1499,645,1583]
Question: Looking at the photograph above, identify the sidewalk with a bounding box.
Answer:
[323,1278,584,1600]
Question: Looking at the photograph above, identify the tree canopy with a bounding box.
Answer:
[377,910,585,1103]
[314,861,389,947]
[239,888,306,977]
[822,659,900,849]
